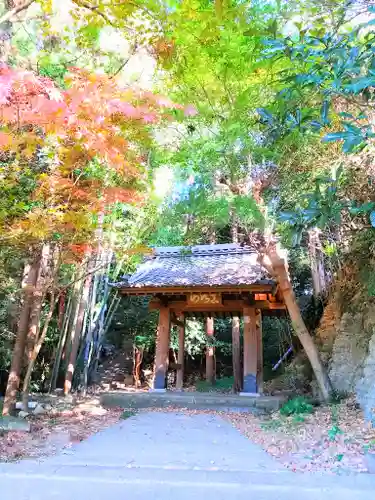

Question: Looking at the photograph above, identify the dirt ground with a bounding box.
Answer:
[226,397,375,474]
[1,396,374,474]
[147,397,375,474]
[0,398,122,462]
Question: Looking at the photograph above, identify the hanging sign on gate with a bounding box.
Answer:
[187,292,222,306]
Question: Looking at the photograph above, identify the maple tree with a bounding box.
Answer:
[0,64,178,242]
[0,63,179,413]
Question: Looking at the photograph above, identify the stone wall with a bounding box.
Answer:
[329,313,370,392]
[315,300,339,364]
[327,306,375,424]
[356,332,375,424]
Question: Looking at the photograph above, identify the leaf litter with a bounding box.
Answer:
[1,395,374,474]
[0,397,122,462]
[142,396,375,474]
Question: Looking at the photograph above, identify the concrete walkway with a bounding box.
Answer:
[1,412,375,499]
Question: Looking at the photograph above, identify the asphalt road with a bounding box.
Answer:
[1,412,374,500]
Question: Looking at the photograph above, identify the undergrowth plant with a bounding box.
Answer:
[122,410,137,420]
[327,404,344,442]
[279,397,314,417]
[195,376,234,393]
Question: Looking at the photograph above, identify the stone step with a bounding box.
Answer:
[0,416,31,432]
[100,391,285,412]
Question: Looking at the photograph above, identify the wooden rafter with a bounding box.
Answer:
[149,298,285,313]
[118,283,275,296]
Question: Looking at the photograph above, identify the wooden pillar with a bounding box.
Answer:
[205,317,215,384]
[176,313,185,391]
[256,310,263,394]
[242,307,258,394]
[232,316,242,392]
[153,306,171,391]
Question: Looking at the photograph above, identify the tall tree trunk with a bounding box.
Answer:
[58,293,65,330]
[231,215,242,392]
[256,310,263,393]
[22,245,59,408]
[176,313,185,391]
[264,247,333,401]
[24,244,50,372]
[205,317,215,384]
[2,255,39,415]
[231,214,238,244]
[22,292,58,409]
[231,316,241,392]
[64,266,92,395]
[308,228,327,298]
[246,163,332,400]
[133,346,143,388]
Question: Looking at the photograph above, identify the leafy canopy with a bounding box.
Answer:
[0,64,179,249]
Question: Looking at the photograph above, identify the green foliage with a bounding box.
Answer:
[150,224,186,246]
[179,320,232,359]
[261,418,283,431]
[179,247,193,256]
[330,390,349,404]
[364,439,375,453]
[262,316,295,379]
[175,320,206,358]
[359,256,375,297]
[195,376,234,393]
[259,8,375,153]
[38,58,68,87]
[77,24,101,48]
[0,294,15,375]
[327,425,344,442]
[0,328,13,378]
[1,0,374,401]
[232,196,265,232]
[366,271,375,297]
[279,167,347,245]
[280,397,314,416]
[292,414,306,424]
[122,410,137,420]
[0,249,23,386]
[109,296,158,350]
[279,161,375,247]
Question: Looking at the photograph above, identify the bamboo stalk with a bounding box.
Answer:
[64,258,92,395]
[49,288,73,392]
[61,268,84,368]
[102,293,120,337]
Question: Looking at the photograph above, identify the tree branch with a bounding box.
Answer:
[71,0,115,26]
[109,42,138,79]
[0,0,35,25]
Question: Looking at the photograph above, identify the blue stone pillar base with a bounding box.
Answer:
[242,373,257,394]
[153,369,166,390]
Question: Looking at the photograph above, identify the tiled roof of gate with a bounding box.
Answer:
[113,244,275,289]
